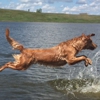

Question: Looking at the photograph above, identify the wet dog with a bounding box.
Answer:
[0,29,97,71]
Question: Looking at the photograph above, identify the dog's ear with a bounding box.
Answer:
[87,33,95,38]
[90,33,95,36]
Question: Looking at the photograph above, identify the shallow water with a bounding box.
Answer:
[0,22,100,100]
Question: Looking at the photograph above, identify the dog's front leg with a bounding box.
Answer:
[66,56,92,67]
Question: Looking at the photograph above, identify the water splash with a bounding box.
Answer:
[81,51,100,79]
[53,50,100,94]
[79,51,100,93]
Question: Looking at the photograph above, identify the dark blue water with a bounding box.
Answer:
[0,22,100,100]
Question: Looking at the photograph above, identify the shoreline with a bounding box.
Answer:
[0,9,100,23]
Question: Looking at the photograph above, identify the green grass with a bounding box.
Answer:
[0,9,100,23]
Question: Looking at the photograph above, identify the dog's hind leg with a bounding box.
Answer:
[0,62,23,72]
[6,28,24,52]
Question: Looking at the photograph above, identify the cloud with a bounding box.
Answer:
[62,4,92,14]
[47,0,73,3]
[61,5,64,8]
[33,2,42,6]
[16,3,31,10]
[20,0,34,3]
[90,2,96,7]
[1,0,100,15]
[62,6,81,14]
[88,1,100,15]
[42,4,56,13]
[76,0,87,4]
[90,0,100,7]
[20,0,73,4]
[15,0,43,11]
[62,1,100,15]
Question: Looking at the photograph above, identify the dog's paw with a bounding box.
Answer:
[85,58,92,67]
[87,58,92,65]
[85,62,88,67]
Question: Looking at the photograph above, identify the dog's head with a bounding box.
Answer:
[82,33,97,50]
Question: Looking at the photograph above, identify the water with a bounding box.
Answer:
[0,22,100,100]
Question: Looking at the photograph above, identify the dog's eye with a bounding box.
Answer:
[88,40,92,43]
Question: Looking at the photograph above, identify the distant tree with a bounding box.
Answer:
[36,8,42,13]
[28,9,30,12]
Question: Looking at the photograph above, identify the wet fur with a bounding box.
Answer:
[0,29,97,71]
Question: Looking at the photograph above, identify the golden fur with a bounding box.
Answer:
[0,29,97,71]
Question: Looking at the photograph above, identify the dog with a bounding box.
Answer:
[0,29,97,71]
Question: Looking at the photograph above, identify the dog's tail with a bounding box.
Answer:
[6,28,24,52]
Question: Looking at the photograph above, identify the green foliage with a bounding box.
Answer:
[0,9,100,23]
[36,8,42,13]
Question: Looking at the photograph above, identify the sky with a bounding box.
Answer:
[0,0,100,15]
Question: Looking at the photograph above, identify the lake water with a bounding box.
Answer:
[0,22,100,100]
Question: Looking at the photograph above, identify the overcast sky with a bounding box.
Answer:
[0,0,100,15]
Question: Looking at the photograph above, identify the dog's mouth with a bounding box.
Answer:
[90,47,96,50]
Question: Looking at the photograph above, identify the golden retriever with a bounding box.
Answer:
[0,29,97,71]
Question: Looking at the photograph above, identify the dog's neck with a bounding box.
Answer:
[68,37,86,51]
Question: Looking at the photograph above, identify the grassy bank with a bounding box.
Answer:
[0,9,100,23]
